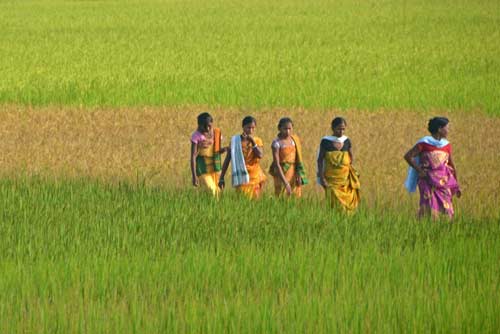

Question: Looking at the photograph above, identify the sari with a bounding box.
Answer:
[191,128,222,196]
[269,135,308,197]
[234,136,266,199]
[406,136,460,218]
[319,136,360,212]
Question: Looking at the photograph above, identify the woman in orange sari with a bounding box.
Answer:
[219,116,266,199]
[269,118,308,197]
[190,112,227,197]
[317,117,360,212]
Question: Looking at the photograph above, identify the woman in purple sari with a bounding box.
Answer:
[404,117,461,219]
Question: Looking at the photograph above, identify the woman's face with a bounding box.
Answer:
[333,123,346,137]
[279,122,293,137]
[243,122,256,136]
[202,121,213,133]
[438,123,449,138]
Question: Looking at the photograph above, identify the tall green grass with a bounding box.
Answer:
[0,177,498,332]
[1,0,499,113]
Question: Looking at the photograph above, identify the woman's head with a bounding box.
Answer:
[428,117,449,137]
[197,112,213,132]
[331,117,347,137]
[277,117,293,137]
[242,116,257,136]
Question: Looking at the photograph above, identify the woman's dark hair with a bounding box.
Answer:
[197,112,213,128]
[428,117,449,134]
[242,116,256,127]
[331,117,347,129]
[277,117,293,129]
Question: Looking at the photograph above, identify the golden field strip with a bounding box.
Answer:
[1,106,498,217]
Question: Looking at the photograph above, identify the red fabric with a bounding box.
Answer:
[417,142,452,154]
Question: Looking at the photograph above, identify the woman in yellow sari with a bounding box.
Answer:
[219,116,266,199]
[317,117,360,212]
[190,112,227,197]
[269,118,308,197]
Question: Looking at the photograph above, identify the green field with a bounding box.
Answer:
[1,0,499,113]
[2,0,500,331]
[1,178,499,332]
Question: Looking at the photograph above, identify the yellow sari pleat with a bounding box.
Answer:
[324,151,360,211]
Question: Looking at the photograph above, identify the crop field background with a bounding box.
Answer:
[0,178,499,332]
[1,0,499,113]
[1,0,500,332]
[1,109,499,333]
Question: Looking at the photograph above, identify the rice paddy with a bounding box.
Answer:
[0,177,499,332]
[1,0,500,332]
[1,0,499,113]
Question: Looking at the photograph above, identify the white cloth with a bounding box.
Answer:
[316,136,348,185]
[230,135,250,187]
[404,136,450,193]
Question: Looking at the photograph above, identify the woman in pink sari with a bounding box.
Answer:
[404,117,461,219]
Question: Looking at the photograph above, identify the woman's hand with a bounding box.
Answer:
[192,176,199,187]
[456,190,462,198]
[285,182,292,196]
[320,177,328,189]
[295,175,302,186]
[218,178,225,190]
[417,167,427,179]
[242,133,256,146]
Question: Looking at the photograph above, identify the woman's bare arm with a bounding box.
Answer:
[317,145,327,188]
[190,142,199,186]
[448,153,461,197]
[252,144,263,159]
[404,145,426,178]
[245,135,263,159]
[448,154,458,180]
[219,148,231,189]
